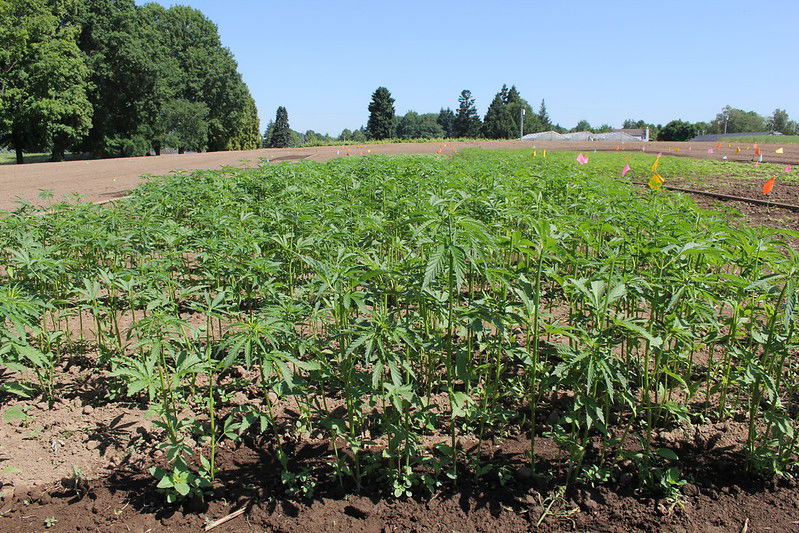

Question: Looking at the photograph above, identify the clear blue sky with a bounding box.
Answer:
[139,0,798,136]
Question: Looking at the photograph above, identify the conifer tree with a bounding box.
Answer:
[437,108,456,138]
[537,99,551,129]
[366,86,396,140]
[454,90,481,138]
[482,92,516,139]
[269,106,292,147]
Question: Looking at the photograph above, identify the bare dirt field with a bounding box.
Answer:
[1,140,797,211]
[2,141,799,532]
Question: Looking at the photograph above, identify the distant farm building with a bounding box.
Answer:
[613,128,649,141]
[522,129,646,143]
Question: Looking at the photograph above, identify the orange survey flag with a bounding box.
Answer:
[763,176,775,195]
[755,147,761,156]
[716,141,722,148]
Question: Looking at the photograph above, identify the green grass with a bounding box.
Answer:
[712,135,799,144]
[0,152,89,165]
[533,149,797,183]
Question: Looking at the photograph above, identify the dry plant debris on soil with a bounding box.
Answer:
[1,149,799,532]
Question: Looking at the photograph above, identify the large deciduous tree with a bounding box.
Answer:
[160,99,209,153]
[366,87,395,140]
[396,111,444,139]
[0,0,92,163]
[769,109,790,134]
[657,119,697,141]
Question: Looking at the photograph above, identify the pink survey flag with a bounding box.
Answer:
[785,165,793,172]
[576,153,589,165]
[708,148,715,154]
[621,162,630,177]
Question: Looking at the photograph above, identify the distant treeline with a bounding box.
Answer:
[622,107,797,142]
[263,85,562,148]
[267,86,797,149]
[0,0,260,163]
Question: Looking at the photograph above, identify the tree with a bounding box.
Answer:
[396,111,444,139]
[573,120,592,132]
[505,85,521,104]
[481,92,516,139]
[711,106,767,134]
[69,0,186,157]
[366,87,395,140]
[622,119,646,129]
[350,128,367,143]
[0,0,93,163]
[160,99,209,153]
[454,90,481,138]
[437,108,455,138]
[269,106,292,148]
[537,99,551,129]
[657,119,697,141]
[262,120,274,147]
[338,128,353,141]
[769,109,790,133]
[226,92,261,150]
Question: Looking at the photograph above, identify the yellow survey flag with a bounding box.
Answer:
[543,150,547,157]
[776,147,784,154]
[532,150,536,157]
[651,157,660,171]
[674,146,679,152]
[735,146,741,153]
[648,173,664,190]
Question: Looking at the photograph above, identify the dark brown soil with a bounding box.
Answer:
[3,427,799,532]
[665,176,799,233]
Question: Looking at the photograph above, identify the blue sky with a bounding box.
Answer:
[139,1,799,136]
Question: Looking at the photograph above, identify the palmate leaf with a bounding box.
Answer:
[14,344,53,370]
[423,244,446,290]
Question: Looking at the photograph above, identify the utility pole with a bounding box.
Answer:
[520,107,525,139]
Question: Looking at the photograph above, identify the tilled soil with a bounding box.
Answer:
[2,354,799,532]
[3,419,799,532]
[3,145,799,531]
[1,140,797,211]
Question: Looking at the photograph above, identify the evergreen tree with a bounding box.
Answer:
[505,85,521,104]
[262,120,274,147]
[537,99,551,129]
[269,106,291,148]
[454,90,481,138]
[437,108,456,138]
[226,92,261,150]
[366,86,395,140]
[499,84,509,104]
[481,92,516,139]
[502,85,537,136]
